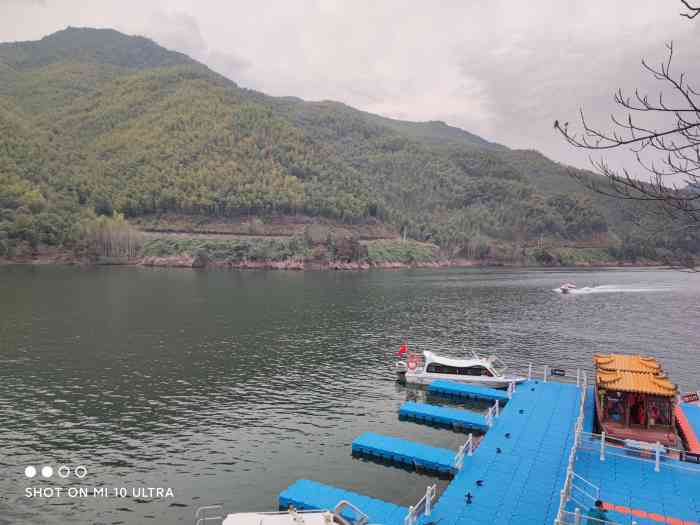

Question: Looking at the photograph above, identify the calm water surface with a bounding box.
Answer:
[0,266,698,524]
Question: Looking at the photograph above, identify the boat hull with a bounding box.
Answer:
[402,371,525,389]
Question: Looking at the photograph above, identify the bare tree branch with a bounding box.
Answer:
[555,40,700,224]
[681,0,700,18]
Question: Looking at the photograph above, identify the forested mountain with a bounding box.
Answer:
[0,27,696,263]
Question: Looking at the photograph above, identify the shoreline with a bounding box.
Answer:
[0,253,667,270]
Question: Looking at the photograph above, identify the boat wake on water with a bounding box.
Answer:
[553,284,668,295]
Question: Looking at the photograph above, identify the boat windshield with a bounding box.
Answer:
[490,357,507,377]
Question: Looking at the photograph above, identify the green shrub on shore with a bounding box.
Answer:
[527,246,618,266]
[142,236,442,265]
[82,214,143,257]
[142,236,311,262]
[365,239,438,264]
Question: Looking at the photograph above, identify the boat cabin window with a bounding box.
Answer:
[426,364,493,376]
[601,390,673,428]
[603,391,625,423]
[647,397,671,427]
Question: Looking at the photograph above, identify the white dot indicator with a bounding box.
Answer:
[41,466,53,478]
[58,465,70,478]
[25,466,37,478]
[75,465,87,479]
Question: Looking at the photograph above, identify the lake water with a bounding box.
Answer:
[0,266,697,524]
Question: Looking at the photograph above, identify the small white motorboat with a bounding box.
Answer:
[682,390,700,407]
[203,501,372,525]
[557,282,577,294]
[395,350,526,388]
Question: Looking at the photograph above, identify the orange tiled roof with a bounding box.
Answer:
[596,369,677,397]
[594,353,662,374]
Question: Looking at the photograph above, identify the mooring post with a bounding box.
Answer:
[468,433,474,456]
[576,368,581,387]
[528,363,532,380]
[600,432,606,461]
[655,442,661,472]
[574,507,581,525]
[543,365,548,383]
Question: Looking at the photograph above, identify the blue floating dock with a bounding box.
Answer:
[399,401,489,431]
[429,380,582,525]
[428,380,510,403]
[570,445,700,525]
[281,381,588,525]
[279,479,407,525]
[352,431,458,475]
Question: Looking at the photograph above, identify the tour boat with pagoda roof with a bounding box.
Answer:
[594,353,680,448]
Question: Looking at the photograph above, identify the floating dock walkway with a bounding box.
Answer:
[399,401,490,431]
[280,380,583,525]
[279,480,407,525]
[428,380,582,525]
[427,380,510,403]
[352,431,458,475]
[572,446,700,525]
[569,389,700,525]
[279,377,700,525]
[676,403,700,454]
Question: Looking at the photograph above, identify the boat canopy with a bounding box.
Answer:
[596,369,678,397]
[423,351,494,369]
[594,353,661,374]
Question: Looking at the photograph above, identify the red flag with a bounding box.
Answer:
[396,338,408,357]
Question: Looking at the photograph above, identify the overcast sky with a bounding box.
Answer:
[2,0,699,172]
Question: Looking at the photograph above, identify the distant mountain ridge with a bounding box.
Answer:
[0,27,691,263]
[0,26,199,71]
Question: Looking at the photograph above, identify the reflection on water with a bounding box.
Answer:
[0,266,698,524]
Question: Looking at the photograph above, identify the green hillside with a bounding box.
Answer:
[0,27,696,264]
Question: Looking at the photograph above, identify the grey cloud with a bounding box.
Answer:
[146,11,206,56]
[0,0,46,4]
[145,10,250,81]
[450,6,700,176]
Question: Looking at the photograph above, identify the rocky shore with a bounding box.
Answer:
[0,252,666,270]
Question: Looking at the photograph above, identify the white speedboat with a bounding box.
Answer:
[395,350,526,387]
[557,282,577,294]
[204,501,372,525]
[682,390,700,407]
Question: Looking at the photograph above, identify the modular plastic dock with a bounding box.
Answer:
[568,389,700,525]
[428,380,582,525]
[278,479,407,525]
[676,403,700,454]
[352,431,457,475]
[281,381,583,525]
[571,448,700,525]
[427,380,510,403]
[399,401,489,431]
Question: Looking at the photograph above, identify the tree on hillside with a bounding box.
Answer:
[555,1,700,229]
